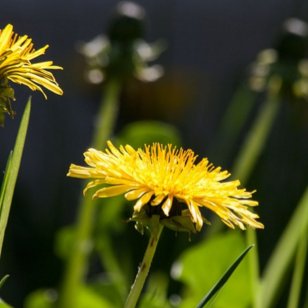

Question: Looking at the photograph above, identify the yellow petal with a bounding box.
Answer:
[151,194,166,206]
[162,196,173,216]
[93,185,131,198]
[125,188,148,201]
[133,191,154,212]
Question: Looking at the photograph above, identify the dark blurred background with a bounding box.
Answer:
[0,0,308,306]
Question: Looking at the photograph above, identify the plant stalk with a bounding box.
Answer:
[124,216,163,308]
[59,79,121,308]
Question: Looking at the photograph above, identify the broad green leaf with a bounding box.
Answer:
[116,120,181,147]
[174,231,252,308]
[0,98,31,257]
[76,286,114,308]
[259,186,308,308]
[25,287,113,308]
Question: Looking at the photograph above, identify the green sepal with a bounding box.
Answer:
[0,79,16,126]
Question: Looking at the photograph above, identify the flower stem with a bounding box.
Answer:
[92,79,121,150]
[124,216,164,308]
[232,76,281,183]
[210,84,257,165]
[58,79,121,308]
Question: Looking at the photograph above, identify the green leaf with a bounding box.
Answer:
[24,289,57,308]
[0,298,13,308]
[196,245,253,308]
[75,286,113,308]
[259,186,308,308]
[25,287,113,308]
[174,231,252,308]
[0,98,31,257]
[0,153,13,213]
[116,120,182,148]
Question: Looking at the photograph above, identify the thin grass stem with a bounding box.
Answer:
[286,222,307,308]
[232,76,282,308]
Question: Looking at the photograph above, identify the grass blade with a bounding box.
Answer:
[287,228,307,308]
[0,153,13,210]
[196,245,253,308]
[259,186,308,307]
[0,98,31,257]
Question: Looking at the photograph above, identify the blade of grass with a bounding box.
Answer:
[196,245,254,308]
[0,98,31,257]
[287,228,307,308]
[0,152,13,210]
[259,186,308,308]
[231,76,281,308]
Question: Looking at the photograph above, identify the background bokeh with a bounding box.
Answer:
[1,1,308,306]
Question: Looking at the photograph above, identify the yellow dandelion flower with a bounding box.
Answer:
[67,141,264,232]
[0,23,63,97]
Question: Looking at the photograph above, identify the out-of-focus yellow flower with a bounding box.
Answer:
[0,23,63,97]
[67,141,264,232]
[0,24,63,123]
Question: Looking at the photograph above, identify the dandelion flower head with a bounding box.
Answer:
[0,24,63,122]
[67,141,264,232]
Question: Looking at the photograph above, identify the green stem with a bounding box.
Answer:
[92,79,121,149]
[124,216,163,308]
[287,229,307,308]
[232,77,281,183]
[232,76,282,308]
[211,84,256,164]
[59,79,121,308]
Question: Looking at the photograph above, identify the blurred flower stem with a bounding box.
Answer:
[59,78,121,307]
[211,84,257,164]
[92,79,120,147]
[232,76,282,184]
[231,76,282,308]
[124,216,163,308]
